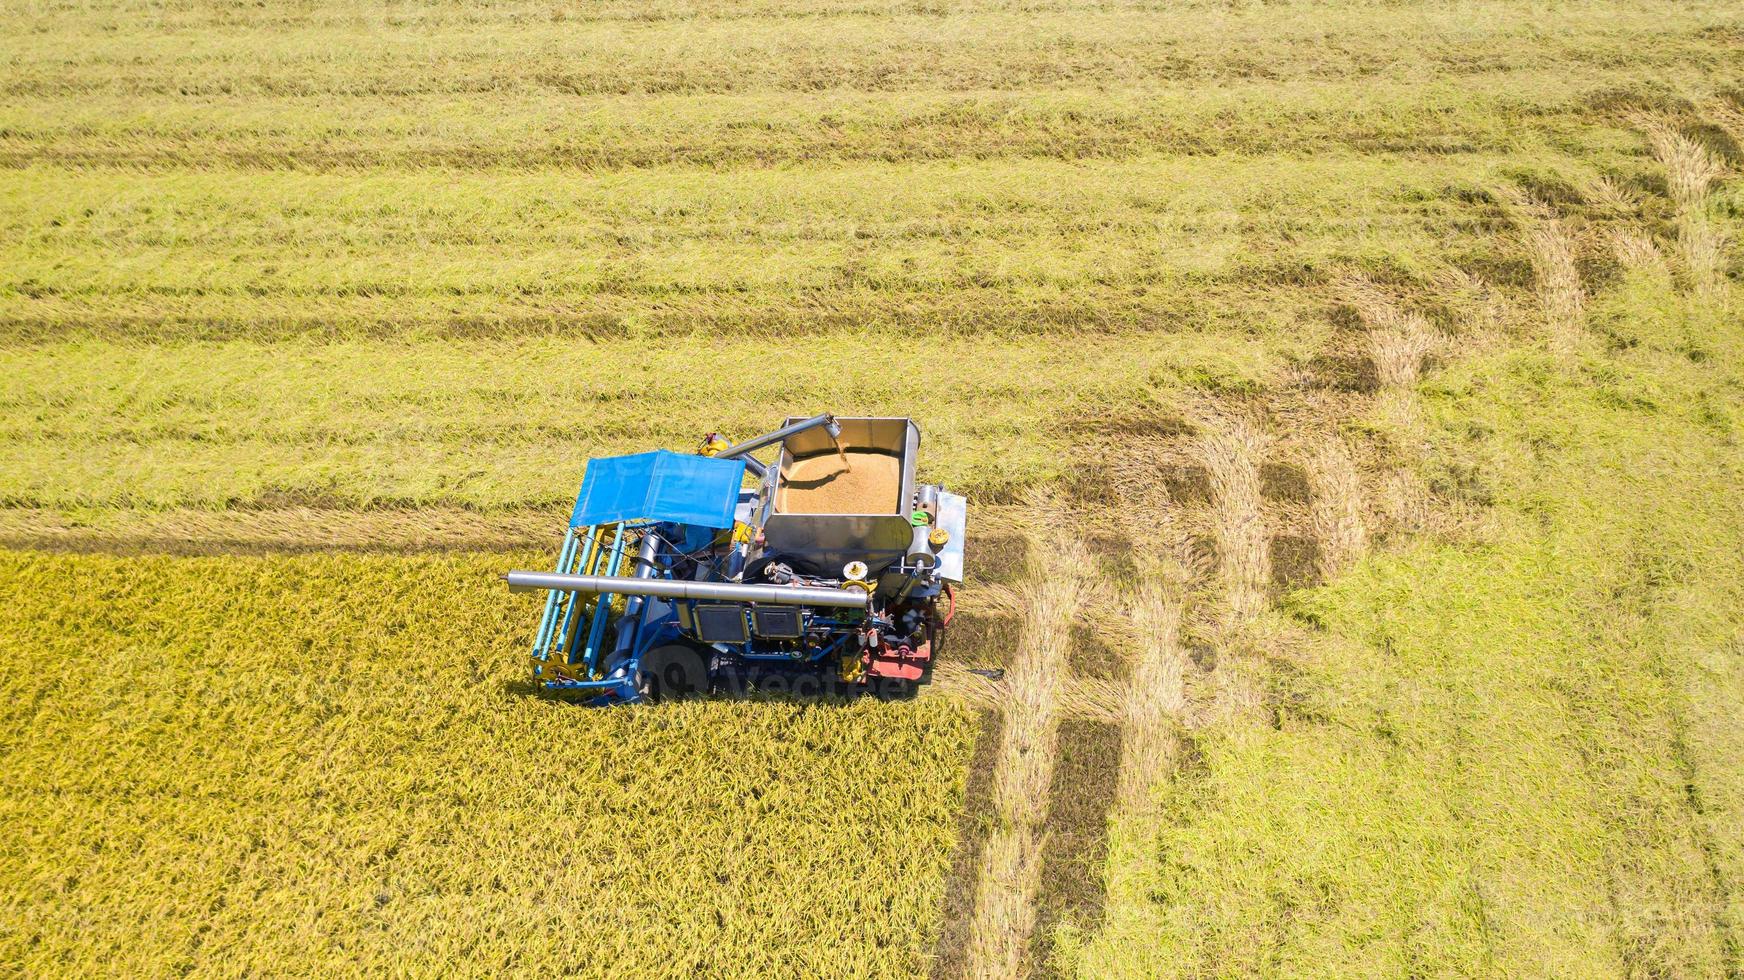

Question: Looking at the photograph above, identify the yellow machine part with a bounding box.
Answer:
[535,656,587,682]
[839,649,866,683]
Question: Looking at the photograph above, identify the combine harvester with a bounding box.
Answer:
[506,415,967,703]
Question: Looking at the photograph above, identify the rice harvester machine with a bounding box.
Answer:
[505,414,967,703]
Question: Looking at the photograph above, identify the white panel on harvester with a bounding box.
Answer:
[936,491,967,583]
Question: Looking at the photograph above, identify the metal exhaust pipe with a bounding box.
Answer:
[505,571,870,609]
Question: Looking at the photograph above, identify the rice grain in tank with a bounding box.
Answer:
[777,450,905,515]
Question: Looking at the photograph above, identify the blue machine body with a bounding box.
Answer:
[527,451,751,703]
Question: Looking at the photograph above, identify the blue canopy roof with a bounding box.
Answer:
[569,450,746,529]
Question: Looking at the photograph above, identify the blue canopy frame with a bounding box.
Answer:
[568,450,746,530]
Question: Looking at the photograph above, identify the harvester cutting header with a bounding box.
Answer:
[506,415,967,703]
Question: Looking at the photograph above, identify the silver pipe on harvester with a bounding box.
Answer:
[717,413,839,467]
[505,571,870,609]
[623,532,661,617]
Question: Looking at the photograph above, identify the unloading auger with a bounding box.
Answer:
[505,415,967,703]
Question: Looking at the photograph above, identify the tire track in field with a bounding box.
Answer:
[955,126,1732,974]
[959,523,1088,980]
[1643,115,1731,296]
[1341,273,1441,538]
[1108,571,1189,818]
[1305,435,1368,578]
[1199,413,1272,629]
[1500,185,1588,353]
[1069,254,1523,968]
[1059,404,1284,968]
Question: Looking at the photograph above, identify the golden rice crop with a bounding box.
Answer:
[0,550,978,976]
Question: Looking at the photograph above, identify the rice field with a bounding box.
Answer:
[3,0,1743,976]
[0,551,977,975]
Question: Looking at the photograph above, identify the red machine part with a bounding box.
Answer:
[866,638,931,680]
[859,595,944,681]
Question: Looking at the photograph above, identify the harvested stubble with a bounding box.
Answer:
[1075,207,1744,980]
[0,0,1730,185]
[0,332,1277,514]
[1306,437,1368,576]
[963,531,1087,979]
[1500,189,1588,350]
[1198,416,1271,625]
